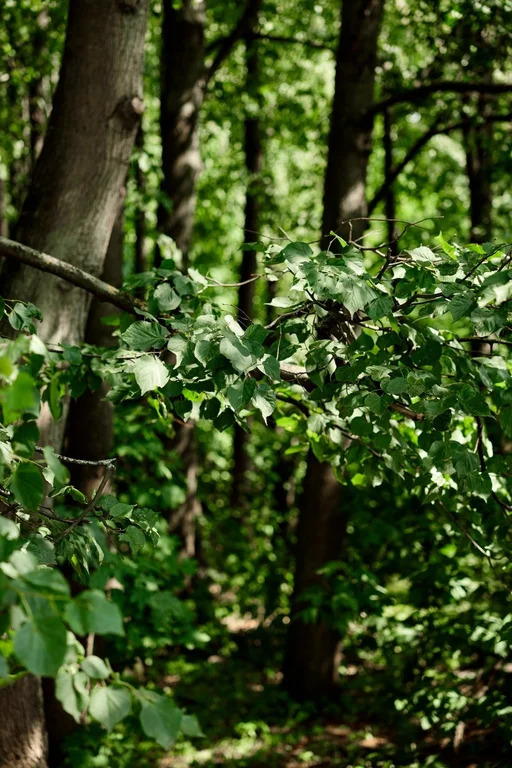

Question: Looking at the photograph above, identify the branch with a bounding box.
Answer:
[205,0,263,85]
[249,32,335,52]
[371,81,512,115]
[0,236,145,315]
[368,112,512,213]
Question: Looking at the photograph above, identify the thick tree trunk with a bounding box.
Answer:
[134,126,147,274]
[0,2,148,765]
[284,453,344,699]
[157,0,206,267]
[232,31,263,508]
[284,0,383,701]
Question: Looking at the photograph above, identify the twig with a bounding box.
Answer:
[34,447,116,467]
[54,468,112,545]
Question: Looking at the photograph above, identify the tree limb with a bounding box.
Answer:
[0,236,145,315]
[368,112,512,213]
[371,81,512,115]
[205,0,263,85]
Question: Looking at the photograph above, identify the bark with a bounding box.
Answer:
[232,30,264,508]
[157,0,206,267]
[284,0,384,701]
[0,2,149,765]
[65,212,123,497]
[464,95,493,243]
[322,0,384,244]
[383,108,398,252]
[284,453,344,699]
[134,126,147,274]
[28,11,50,168]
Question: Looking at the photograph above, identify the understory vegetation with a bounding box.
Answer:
[0,1,511,767]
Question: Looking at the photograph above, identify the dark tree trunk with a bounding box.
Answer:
[28,10,50,168]
[232,30,264,509]
[464,95,493,243]
[284,452,344,699]
[383,108,398,253]
[0,2,149,765]
[157,0,206,267]
[284,0,384,701]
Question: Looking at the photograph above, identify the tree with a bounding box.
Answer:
[284,0,384,700]
[0,1,149,765]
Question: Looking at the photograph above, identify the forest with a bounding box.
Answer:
[0,0,512,766]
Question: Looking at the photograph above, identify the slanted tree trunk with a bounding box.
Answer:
[0,2,149,765]
[232,28,264,508]
[157,0,206,267]
[284,0,384,701]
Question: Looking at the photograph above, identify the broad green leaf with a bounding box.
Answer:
[121,322,169,351]
[22,567,70,596]
[13,616,67,676]
[252,383,276,423]
[133,355,169,395]
[181,714,204,738]
[3,372,39,422]
[119,525,146,554]
[56,668,85,722]
[12,421,39,459]
[219,332,255,372]
[367,295,394,320]
[42,446,70,487]
[154,283,181,312]
[382,378,408,396]
[501,406,512,438]
[139,693,183,749]
[64,590,124,636]
[82,655,110,679]
[89,686,131,732]
[10,462,45,512]
[448,292,475,321]
[0,656,8,679]
[226,379,256,412]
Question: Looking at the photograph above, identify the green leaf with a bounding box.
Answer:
[219,332,255,373]
[435,233,456,259]
[453,450,480,476]
[13,616,67,676]
[3,371,39,422]
[0,656,8,679]
[154,283,181,312]
[121,322,169,351]
[132,355,169,395]
[500,406,512,438]
[262,355,281,381]
[226,379,256,412]
[82,655,110,679]
[89,686,131,732]
[119,525,146,555]
[139,693,183,749]
[181,714,204,738]
[62,346,83,365]
[8,302,42,333]
[252,383,276,423]
[22,567,70,596]
[12,421,39,458]
[42,446,70,487]
[448,292,476,321]
[367,295,394,320]
[10,462,45,512]
[382,377,408,396]
[64,590,124,636]
[339,276,377,317]
[55,668,84,722]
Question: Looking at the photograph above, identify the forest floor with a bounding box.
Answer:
[161,623,501,768]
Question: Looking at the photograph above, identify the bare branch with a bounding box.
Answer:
[0,236,145,315]
[371,81,512,115]
[205,0,263,85]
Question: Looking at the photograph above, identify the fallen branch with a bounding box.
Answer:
[0,236,145,315]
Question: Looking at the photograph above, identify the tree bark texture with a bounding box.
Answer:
[464,95,493,243]
[284,0,384,701]
[283,453,345,700]
[157,0,206,266]
[322,0,384,244]
[0,2,149,766]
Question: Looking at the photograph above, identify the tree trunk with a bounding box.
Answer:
[0,2,149,765]
[232,30,263,508]
[157,0,206,267]
[464,95,493,243]
[284,0,383,701]
[134,125,147,274]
